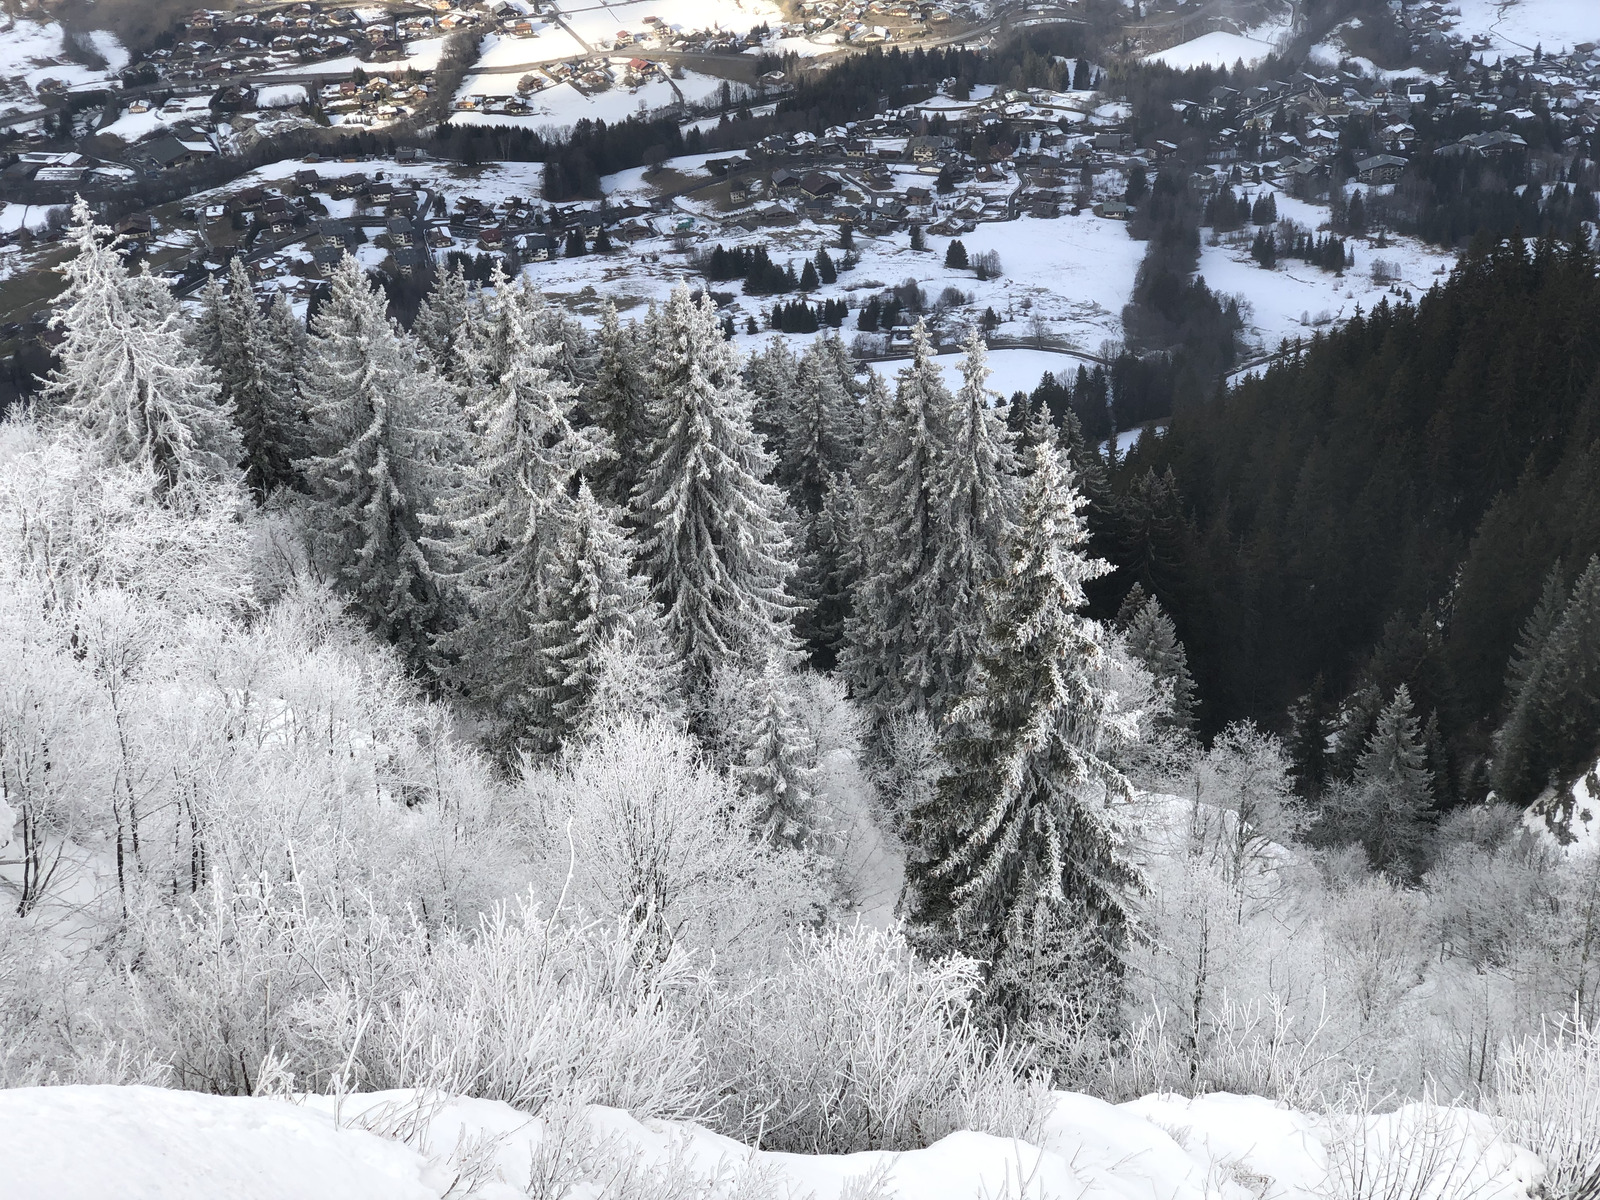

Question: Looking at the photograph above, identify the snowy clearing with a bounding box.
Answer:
[0,1085,1545,1200]
[1143,13,1296,70]
[556,0,783,44]
[1444,0,1600,55]
[1199,190,1457,353]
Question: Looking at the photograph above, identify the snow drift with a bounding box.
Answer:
[0,1085,1544,1200]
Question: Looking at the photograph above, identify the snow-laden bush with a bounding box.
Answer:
[519,716,823,971]
[362,898,710,1120]
[1492,1016,1600,1200]
[706,924,1050,1154]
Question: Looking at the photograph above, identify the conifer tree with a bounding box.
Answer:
[1340,684,1434,876]
[298,253,451,670]
[911,440,1138,959]
[842,321,950,721]
[784,334,861,507]
[929,325,1018,702]
[412,263,471,381]
[539,481,678,747]
[736,653,821,848]
[1122,593,1197,734]
[1505,561,1566,703]
[633,285,799,690]
[584,300,653,509]
[744,335,800,451]
[434,274,601,744]
[525,283,594,387]
[1504,557,1600,804]
[196,257,300,499]
[46,199,239,491]
[795,472,856,670]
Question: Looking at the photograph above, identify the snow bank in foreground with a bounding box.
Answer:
[0,1085,1544,1200]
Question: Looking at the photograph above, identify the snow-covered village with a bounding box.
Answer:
[0,0,1599,1195]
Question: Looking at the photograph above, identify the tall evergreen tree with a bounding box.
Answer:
[584,300,653,509]
[1338,684,1434,876]
[911,440,1139,961]
[1496,557,1600,806]
[298,253,452,670]
[45,199,239,491]
[744,335,800,451]
[539,480,678,747]
[196,258,300,499]
[736,653,821,849]
[633,285,798,690]
[842,321,950,722]
[930,326,1018,698]
[433,274,601,745]
[784,334,861,509]
[1121,593,1197,734]
[412,263,472,382]
[796,471,856,670]
[1504,561,1567,705]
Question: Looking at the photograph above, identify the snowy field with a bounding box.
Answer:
[453,69,731,126]
[1444,0,1600,55]
[0,19,124,106]
[554,0,783,44]
[932,346,1097,398]
[0,1085,1544,1200]
[98,96,216,144]
[1144,11,1295,70]
[265,35,453,78]
[1199,190,1456,355]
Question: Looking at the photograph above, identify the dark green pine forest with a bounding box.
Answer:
[1100,235,1600,811]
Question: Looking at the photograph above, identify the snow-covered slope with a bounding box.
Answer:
[1524,760,1600,856]
[0,1085,1544,1200]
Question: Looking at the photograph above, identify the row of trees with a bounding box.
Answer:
[42,200,1186,1003]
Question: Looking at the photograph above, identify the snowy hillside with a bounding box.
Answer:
[0,1086,1545,1200]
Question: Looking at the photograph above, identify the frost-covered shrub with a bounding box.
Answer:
[1492,1017,1600,1200]
[363,899,710,1120]
[519,716,823,971]
[705,924,1049,1153]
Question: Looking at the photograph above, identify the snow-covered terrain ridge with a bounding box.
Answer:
[0,1085,1543,1200]
[1525,758,1600,856]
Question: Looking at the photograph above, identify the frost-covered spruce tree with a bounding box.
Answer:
[194,258,301,499]
[787,333,862,510]
[434,274,601,746]
[1496,556,1600,807]
[744,334,800,452]
[525,281,593,387]
[584,300,654,509]
[911,439,1139,963]
[796,472,856,670]
[298,253,451,669]
[633,285,799,691]
[1121,593,1197,734]
[930,325,1018,699]
[1339,684,1434,876]
[411,262,471,383]
[45,198,239,491]
[841,320,951,723]
[736,653,821,849]
[538,480,678,748]
[783,337,863,667]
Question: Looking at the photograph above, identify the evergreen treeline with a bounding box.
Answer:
[1112,236,1600,809]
